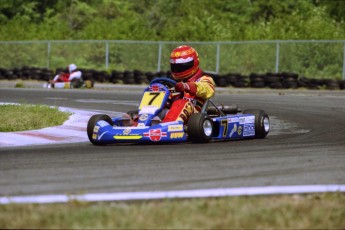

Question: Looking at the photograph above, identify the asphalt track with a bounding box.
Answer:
[0,86,344,201]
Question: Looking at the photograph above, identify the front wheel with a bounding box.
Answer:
[187,113,213,143]
[87,114,113,145]
[243,109,269,139]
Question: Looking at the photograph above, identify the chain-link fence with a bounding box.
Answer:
[0,40,344,79]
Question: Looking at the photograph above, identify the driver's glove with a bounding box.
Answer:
[175,82,197,96]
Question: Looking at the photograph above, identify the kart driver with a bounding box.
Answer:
[52,63,82,83]
[162,45,216,124]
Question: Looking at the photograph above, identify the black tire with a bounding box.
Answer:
[243,109,269,139]
[187,113,213,143]
[71,79,82,88]
[87,114,113,145]
[84,79,94,88]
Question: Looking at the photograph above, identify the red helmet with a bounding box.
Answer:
[170,45,199,81]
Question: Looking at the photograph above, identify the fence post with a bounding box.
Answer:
[275,41,280,73]
[343,42,345,80]
[216,43,220,74]
[105,41,109,70]
[47,41,51,68]
[157,42,162,72]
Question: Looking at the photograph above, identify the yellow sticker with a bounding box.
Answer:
[168,125,183,132]
[170,132,184,139]
[139,91,166,109]
[113,135,142,140]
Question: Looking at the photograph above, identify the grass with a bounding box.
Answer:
[0,193,344,229]
[14,81,25,88]
[0,104,71,132]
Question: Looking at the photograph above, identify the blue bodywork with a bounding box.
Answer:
[89,78,257,144]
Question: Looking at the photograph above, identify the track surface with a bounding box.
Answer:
[0,87,344,196]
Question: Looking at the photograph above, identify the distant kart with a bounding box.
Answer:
[43,78,94,89]
[87,77,269,145]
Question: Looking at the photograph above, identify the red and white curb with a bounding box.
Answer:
[0,185,344,204]
[0,105,122,147]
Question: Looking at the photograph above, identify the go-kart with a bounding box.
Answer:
[87,77,269,145]
[43,78,94,89]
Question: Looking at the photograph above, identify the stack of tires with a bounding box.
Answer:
[249,73,266,88]
[248,72,299,89]
[0,66,53,81]
[1,66,344,90]
[211,73,249,88]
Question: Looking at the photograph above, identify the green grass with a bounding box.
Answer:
[0,104,71,132]
[0,193,344,229]
[14,81,25,88]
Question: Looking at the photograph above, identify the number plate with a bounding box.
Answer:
[139,92,166,109]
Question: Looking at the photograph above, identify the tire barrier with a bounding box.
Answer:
[0,66,344,90]
[210,71,344,90]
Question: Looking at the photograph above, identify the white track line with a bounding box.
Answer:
[1,185,344,204]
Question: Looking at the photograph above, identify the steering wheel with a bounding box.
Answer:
[150,77,177,90]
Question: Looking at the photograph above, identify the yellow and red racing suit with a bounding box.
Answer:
[162,69,215,124]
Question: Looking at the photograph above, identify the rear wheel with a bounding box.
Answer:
[243,109,269,139]
[84,80,94,88]
[187,113,213,143]
[87,114,113,145]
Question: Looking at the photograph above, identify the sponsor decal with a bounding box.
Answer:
[168,125,183,132]
[92,134,97,140]
[139,114,148,121]
[140,105,158,115]
[144,129,167,142]
[172,51,180,57]
[239,117,245,124]
[113,135,142,140]
[229,123,237,138]
[160,121,181,126]
[170,132,184,139]
[237,126,242,135]
[98,131,108,140]
[171,48,194,58]
[97,120,109,127]
[246,116,255,124]
[113,126,147,130]
[243,124,255,137]
[228,117,239,123]
[93,126,100,132]
[239,116,255,124]
[149,85,161,92]
[123,128,131,135]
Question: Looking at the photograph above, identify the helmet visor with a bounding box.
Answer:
[170,60,194,73]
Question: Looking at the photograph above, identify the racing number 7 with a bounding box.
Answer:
[148,92,160,105]
[221,119,228,137]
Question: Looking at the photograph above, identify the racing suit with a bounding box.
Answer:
[162,69,215,124]
[53,69,82,83]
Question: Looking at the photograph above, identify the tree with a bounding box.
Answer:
[313,0,345,22]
